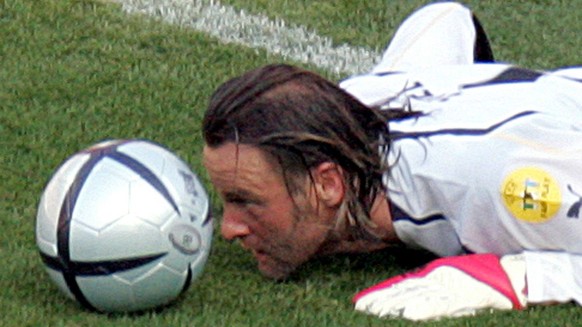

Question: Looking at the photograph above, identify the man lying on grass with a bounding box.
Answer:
[202,2,582,320]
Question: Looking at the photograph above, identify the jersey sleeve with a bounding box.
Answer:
[525,251,582,305]
[371,2,478,73]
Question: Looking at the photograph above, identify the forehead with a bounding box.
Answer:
[202,143,284,192]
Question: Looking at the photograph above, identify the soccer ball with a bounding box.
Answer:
[35,139,213,313]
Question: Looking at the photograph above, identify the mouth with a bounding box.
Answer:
[251,249,269,263]
[238,240,268,261]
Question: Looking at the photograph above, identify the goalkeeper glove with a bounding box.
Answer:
[353,253,527,320]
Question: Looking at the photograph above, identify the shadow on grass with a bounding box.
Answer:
[286,245,438,283]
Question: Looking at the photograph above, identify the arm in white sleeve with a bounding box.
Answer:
[372,2,486,73]
[525,251,582,304]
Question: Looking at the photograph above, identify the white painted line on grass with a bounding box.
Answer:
[108,0,381,75]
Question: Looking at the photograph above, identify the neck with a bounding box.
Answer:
[318,192,400,255]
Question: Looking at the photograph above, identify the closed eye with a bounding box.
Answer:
[223,190,263,207]
[225,195,250,206]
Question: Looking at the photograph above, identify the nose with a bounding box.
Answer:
[220,207,251,241]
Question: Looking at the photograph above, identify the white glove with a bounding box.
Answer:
[353,253,527,321]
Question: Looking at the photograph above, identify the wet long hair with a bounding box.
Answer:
[203,64,415,239]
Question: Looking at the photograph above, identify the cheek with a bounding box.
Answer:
[246,204,296,238]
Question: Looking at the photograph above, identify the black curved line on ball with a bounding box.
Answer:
[39,251,167,276]
[106,151,180,215]
[181,266,193,294]
[54,141,180,312]
[57,145,119,311]
[202,206,213,227]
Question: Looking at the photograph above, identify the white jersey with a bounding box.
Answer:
[340,64,582,303]
[342,64,582,257]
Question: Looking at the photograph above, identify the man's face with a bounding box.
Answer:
[203,142,335,280]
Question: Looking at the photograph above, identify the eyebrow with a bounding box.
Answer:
[223,189,264,205]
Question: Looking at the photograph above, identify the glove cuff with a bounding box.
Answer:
[500,254,528,308]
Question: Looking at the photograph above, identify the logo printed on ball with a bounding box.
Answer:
[169,224,202,255]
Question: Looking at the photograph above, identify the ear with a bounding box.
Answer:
[311,162,345,208]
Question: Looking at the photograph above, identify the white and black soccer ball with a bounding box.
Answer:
[35,139,213,313]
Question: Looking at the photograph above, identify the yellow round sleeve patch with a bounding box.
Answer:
[501,167,561,223]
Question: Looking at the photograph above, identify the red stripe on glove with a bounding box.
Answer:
[353,253,524,309]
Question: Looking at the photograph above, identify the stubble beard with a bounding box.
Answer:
[257,251,300,281]
[256,205,333,281]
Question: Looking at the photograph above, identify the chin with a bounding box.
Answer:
[258,260,297,281]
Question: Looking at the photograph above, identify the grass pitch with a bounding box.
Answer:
[1,0,581,326]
